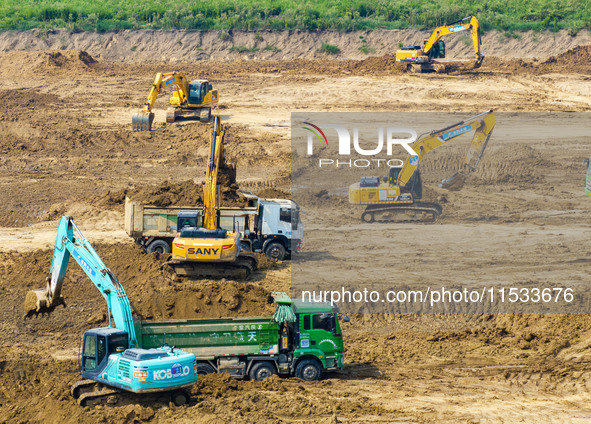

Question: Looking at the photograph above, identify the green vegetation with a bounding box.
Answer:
[0,0,589,32]
[263,44,281,52]
[358,37,375,54]
[229,45,259,53]
[319,43,340,55]
[358,45,375,54]
[504,30,521,39]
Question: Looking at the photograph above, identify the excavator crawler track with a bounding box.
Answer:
[73,381,191,408]
[166,107,179,123]
[360,202,443,224]
[77,386,121,407]
[167,253,258,280]
[71,379,99,399]
[199,107,211,123]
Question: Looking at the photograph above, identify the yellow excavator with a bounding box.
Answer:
[132,71,219,131]
[349,110,495,223]
[396,16,484,73]
[167,116,258,278]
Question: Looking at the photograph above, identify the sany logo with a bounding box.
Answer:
[302,123,418,156]
[153,364,191,380]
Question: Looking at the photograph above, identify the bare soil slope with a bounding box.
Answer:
[0,29,589,62]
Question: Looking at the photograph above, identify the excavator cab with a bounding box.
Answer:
[188,81,212,106]
[406,171,423,199]
[392,167,422,198]
[388,167,402,185]
[427,40,446,60]
[81,328,128,377]
[177,210,202,230]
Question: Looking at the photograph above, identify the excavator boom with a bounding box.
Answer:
[423,16,483,66]
[397,110,495,188]
[132,71,190,131]
[24,216,138,345]
[203,116,224,229]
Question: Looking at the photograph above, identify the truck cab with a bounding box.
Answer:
[292,300,344,377]
[252,198,303,260]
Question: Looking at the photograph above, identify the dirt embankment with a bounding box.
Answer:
[3,46,591,84]
[0,29,589,62]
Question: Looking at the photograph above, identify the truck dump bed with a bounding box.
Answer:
[125,197,257,239]
[135,317,280,359]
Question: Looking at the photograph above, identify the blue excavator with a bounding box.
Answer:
[24,216,197,407]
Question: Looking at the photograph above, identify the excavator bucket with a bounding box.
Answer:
[24,288,65,318]
[474,54,484,69]
[439,172,467,191]
[132,111,154,131]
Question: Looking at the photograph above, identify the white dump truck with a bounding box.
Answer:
[124,193,302,261]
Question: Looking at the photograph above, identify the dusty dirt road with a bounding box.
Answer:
[1,47,591,423]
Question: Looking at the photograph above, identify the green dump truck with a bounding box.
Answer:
[134,293,344,381]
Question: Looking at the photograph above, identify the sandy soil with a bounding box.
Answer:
[0,45,591,423]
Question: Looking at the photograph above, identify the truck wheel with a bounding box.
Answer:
[265,242,286,261]
[295,359,322,381]
[147,240,171,254]
[172,390,190,406]
[196,363,216,375]
[249,362,276,381]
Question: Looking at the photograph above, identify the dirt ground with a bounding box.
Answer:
[1,42,591,423]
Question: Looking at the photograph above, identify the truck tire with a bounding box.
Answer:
[295,359,322,381]
[196,363,216,375]
[249,362,276,381]
[264,242,286,261]
[147,240,171,254]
